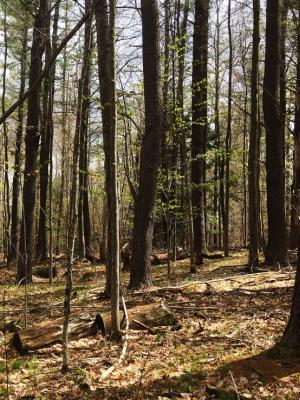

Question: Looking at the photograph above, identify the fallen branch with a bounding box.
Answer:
[132,319,156,334]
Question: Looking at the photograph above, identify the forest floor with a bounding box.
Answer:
[0,250,300,399]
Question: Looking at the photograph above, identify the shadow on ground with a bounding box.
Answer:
[220,349,300,383]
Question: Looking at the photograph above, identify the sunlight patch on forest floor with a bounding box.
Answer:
[0,251,299,399]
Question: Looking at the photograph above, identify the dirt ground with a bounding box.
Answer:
[0,250,299,399]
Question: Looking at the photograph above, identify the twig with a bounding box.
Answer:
[132,319,155,334]
[229,370,240,400]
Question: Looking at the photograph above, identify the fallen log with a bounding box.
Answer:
[11,303,177,354]
[12,314,103,355]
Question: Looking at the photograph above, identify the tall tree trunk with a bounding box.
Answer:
[95,0,120,335]
[248,0,260,271]
[290,6,300,249]
[224,0,233,257]
[62,77,83,372]
[9,27,28,264]
[36,1,52,261]
[17,0,47,283]
[242,62,248,248]
[191,0,209,270]
[176,0,194,267]
[213,0,221,250]
[277,0,300,355]
[128,0,163,289]
[263,0,288,265]
[2,4,10,262]
[48,3,60,283]
[161,0,170,252]
[78,4,93,260]
[55,1,69,256]
[62,0,94,367]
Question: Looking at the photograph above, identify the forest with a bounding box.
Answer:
[1,0,300,398]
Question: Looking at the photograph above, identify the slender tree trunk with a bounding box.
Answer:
[176,0,194,267]
[224,0,233,257]
[95,0,120,335]
[242,62,248,248]
[78,0,93,260]
[62,78,82,372]
[248,0,260,271]
[17,0,47,283]
[263,0,288,265]
[213,0,221,249]
[161,0,170,252]
[55,1,69,255]
[128,0,163,289]
[2,4,10,262]
[48,3,60,283]
[191,0,209,269]
[9,27,28,264]
[36,2,52,261]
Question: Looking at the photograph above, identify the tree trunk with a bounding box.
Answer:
[95,0,120,335]
[17,0,47,283]
[2,4,10,262]
[48,3,60,283]
[224,0,233,257]
[62,78,82,371]
[278,2,300,355]
[213,0,221,250]
[176,0,194,268]
[62,0,94,370]
[248,0,260,271]
[191,0,209,269]
[78,0,93,260]
[55,2,69,256]
[36,2,52,261]
[263,0,288,265]
[9,27,28,264]
[128,0,163,289]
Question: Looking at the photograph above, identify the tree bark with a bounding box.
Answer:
[128,0,163,289]
[17,0,48,283]
[191,0,209,269]
[36,0,52,261]
[248,0,260,271]
[78,2,93,260]
[95,0,120,335]
[2,4,10,262]
[224,0,233,257]
[278,2,300,355]
[263,0,288,265]
[55,1,69,256]
[213,0,221,250]
[9,27,28,264]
